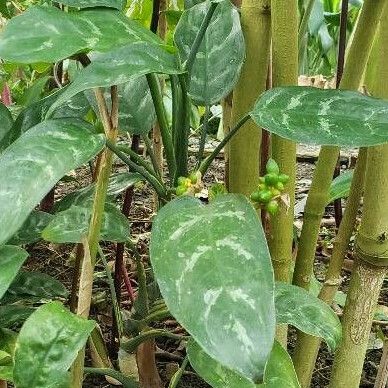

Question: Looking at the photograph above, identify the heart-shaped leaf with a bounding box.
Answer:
[251,87,388,147]
[0,246,29,299]
[13,301,95,388]
[275,282,342,352]
[47,41,182,116]
[42,202,130,243]
[7,211,54,245]
[0,118,105,245]
[58,0,125,9]
[174,0,245,105]
[150,194,275,382]
[0,6,159,63]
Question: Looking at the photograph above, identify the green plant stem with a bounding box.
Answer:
[292,148,367,387]
[196,105,210,169]
[84,367,138,388]
[292,0,387,380]
[168,356,189,388]
[71,86,119,387]
[173,74,190,182]
[98,245,122,338]
[147,73,176,180]
[141,134,162,178]
[199,114,250,176]
[329,7,388,386]
[106,140,168,200]
[227,0,271,196]
[184,1,219,75]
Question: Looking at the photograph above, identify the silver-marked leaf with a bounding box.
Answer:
[85,77,156,135]
[47,41,182,116]
[0,246,29,299]
[275,282,342,352]
[42,202,130,243]
[0,118,105,245]
[174,0,245,105]
[251,87,388,147]
[0,103,13,143]
[13,301,95,388]
[5,271,69,300]
[0,6,159,63]
[0,328,17,382]
[54,172,142,213]
[7,211,54,245]
[0,306,35,328]
[150,194,275,382]
[58,0,125,9]
[187,339,256,388]
[0,89,91,152]
[258,341,300,388]
[328,169,354,204]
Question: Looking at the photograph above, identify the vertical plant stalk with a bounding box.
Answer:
[71,86,119,387]
[292,0,386,291]
[269,0,298,286]
[298,0,315,63]
[228,0,271,196]
[374,339,388,388]
[196,105,210,168]
[329,9,388,385]
[292,148,367,387]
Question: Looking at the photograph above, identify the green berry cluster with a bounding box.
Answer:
[250,159,289,215]
[175,172,199,196]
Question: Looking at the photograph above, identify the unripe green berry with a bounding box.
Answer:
[275,181,284,191]
[258,190,273,203]
[265,173,279,186]
[250,190,261,202]
[278,174,290,184]
[176,186,187,196]
[177,177,186,186]
[266,200,279,215]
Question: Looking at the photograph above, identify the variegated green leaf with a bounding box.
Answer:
[174,0,245,105]
[0,246,29,299]
[0,6,159,63]
[7,211,54,245]
[0,119,105,245]
[85,77,156,135]
[42,202,130,243]
[187,339,256,388]
[275,282,342,352]
[13,302,95,388]
[58,0,125,9]
[47,41,182,116]
[251,87,388,146]
[150,194,275,382]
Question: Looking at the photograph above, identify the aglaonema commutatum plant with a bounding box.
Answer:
[0,0,388,387]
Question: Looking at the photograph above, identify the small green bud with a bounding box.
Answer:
[176,186,187,196]
[266,200,279,215]
[278,174,290,184]
[266,158,280,175]
[250,190,261,202]
[265,173,279,186]
[177,177,186,186]
[275,181,284,191]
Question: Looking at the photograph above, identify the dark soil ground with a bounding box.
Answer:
[22,144,387,388]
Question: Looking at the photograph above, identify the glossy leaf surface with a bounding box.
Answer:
[251,87,388,146]
[13,302,95,388]
[150,194,275,381]
[58,0,125,9]
[0,118,105,245]
[328,169,353,204]
[275,282,342,352]
[0,6,159,63]
[175,0,245,105]
[0,246,29,299]
[42,202,130,243]
[47,41,182,116]
[0,306,35,328]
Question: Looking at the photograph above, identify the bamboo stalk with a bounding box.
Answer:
[227,0,271,196]
[329,9,388,385]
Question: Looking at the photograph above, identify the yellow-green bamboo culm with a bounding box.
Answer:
[227,0,271,196]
